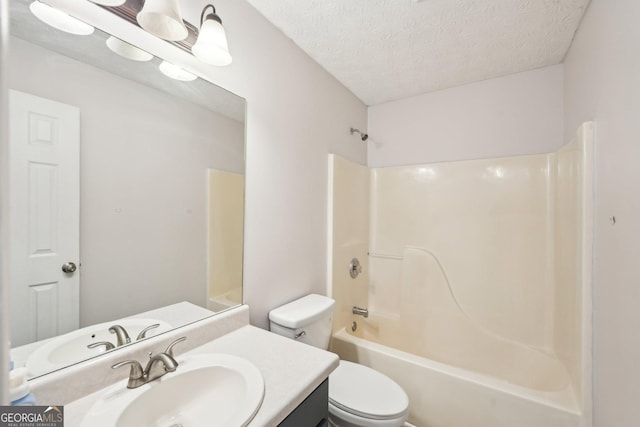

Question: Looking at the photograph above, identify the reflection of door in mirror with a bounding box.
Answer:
[9,90,80,346]
[207,169,244,311]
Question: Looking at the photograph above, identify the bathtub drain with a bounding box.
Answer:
[351,321,357,332]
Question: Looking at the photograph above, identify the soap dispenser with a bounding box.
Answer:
[9,368,35,406]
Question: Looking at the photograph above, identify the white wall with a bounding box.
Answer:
[45,0,368,329]
[563,1,640,426]
[367,65,564,167]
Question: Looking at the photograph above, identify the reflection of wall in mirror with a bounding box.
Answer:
[8,37,245,327]
[207,170,244,312]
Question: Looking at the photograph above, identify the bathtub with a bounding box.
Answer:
[331,325,581,427]
[327,125,594,427]
[207,287,242,312]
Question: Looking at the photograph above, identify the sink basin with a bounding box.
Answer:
[26,318,171,377]
[81,353,265,427]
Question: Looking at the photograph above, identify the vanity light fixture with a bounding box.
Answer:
[29,0,95,35]
[106,36,153,62]
[137,0,188,41]
[88,0,125,6]
[158,60,197,82]
[191,4,232,66]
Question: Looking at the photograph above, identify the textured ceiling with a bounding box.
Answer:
[246,0,590,106]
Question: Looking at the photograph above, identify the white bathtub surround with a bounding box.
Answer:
[372,247,571,392]
[207,169,244,310]
[327,122,594,426]
[553,123,595,421]
[208,287,244,312]
[28,305,339,426]
[327,155,370,334]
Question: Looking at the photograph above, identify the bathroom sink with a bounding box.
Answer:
[81,353,265,427]
[26,318,171,377]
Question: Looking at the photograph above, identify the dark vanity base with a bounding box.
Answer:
[278,379,329,427]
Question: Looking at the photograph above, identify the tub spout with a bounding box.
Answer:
[352,306,369,318]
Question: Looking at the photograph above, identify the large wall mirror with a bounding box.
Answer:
[8,0,245,379]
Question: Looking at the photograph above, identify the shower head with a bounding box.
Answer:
[350,127,369,141]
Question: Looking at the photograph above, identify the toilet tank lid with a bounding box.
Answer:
[268,294,335,328]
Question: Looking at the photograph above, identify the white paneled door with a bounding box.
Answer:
[9,90,80,346]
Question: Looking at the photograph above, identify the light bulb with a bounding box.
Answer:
[158,61,197,82]
[106,37,153,62]
[29,1,94,36]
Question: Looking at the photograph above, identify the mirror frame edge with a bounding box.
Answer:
[1,0,10,405]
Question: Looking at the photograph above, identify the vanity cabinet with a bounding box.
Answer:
[278,379,329,427]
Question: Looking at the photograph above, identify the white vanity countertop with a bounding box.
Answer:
[64,325,339,427]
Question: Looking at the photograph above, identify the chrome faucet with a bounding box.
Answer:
[145,352,179,382]
[352,306,369,318]
[112,336,186,389]
[109,325,131,347]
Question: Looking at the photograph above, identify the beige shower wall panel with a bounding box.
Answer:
[328,155,370,332]
[553,144,581,405]
[208,169,245,301]
[370,155,554,350]
[368,257,403,318]
[553,123,594,408]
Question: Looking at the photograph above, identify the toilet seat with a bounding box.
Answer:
[329,360,409,424]
[328,402,407,427]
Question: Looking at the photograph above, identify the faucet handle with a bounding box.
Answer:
[87,341,115,351]
[164,336,186,358]
[136,323,160,341]
[112,360,144,379]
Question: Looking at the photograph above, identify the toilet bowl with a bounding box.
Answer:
[268,294,409,427]
[329,360,408,427]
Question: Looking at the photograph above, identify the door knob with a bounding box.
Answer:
[61,262,77,274]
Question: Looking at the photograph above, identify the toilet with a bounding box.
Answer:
[269,294,409,427]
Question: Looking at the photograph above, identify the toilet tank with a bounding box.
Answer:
[269,294,335,350]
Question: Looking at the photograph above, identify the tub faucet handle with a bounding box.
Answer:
[349,258,363,279]
[352,306,369,318]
